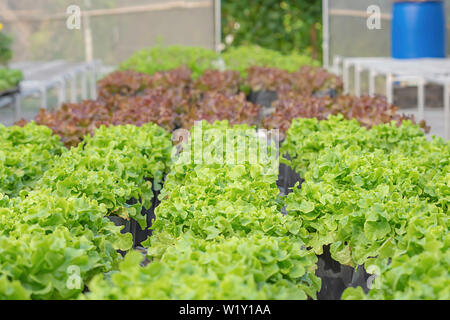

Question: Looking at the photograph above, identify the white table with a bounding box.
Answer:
[0,87,21,122]
[423,75,450,140]
[334,57,450,140]
[9,60,102,112]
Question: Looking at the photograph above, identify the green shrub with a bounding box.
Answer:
[0,32,13,66]
[222,0,322,58]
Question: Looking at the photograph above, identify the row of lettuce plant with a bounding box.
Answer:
[0,122,175,299]
[117,44,340,98]
[244,65,342,96]
[264,94,429,137]
[20,67,262,148]
[119,44,318,79]
[82,121,321,300]
[17,45,429,152]
[17,46,427,152]
[222,45,319,76]
[20,67,425,149]
[281,115,449,299]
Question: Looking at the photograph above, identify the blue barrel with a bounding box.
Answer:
[392,1,447,59]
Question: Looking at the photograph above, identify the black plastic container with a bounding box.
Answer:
[316,246,371,300]
[315,245,354,300]
[249,88,337,108]
[106,216,134,256]
[277,153,304,196]
[133,189,161,246]
[249,90,278,108]
[106,187,161,249]
[313,88,338,99]
[0,86,20,98]
[275,153,370,300]
[350,265,371,293]
[277,162,304,197]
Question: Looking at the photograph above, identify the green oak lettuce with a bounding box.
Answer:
[283,116,448,262]
[83,233,320,300]
[282,115,449,299]
[0,122,65,197]
[0,191,132,300]
[36,123,172,228]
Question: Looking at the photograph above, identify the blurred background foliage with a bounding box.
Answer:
[222,0,322,61]
[0,32,13,66]
[1,0,323,64]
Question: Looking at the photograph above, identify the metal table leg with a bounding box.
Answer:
[81,70,88,100]
[417,78,425,122]
[13,93,22,122]
[343,60,350,94]
[89,64,97,100]
[369,69,376,97]
[354,64,361,97]
[40,86,47,110]
[386,73,394,104]
[57,78,67,108]
[444,84,449,140]
[70,73,77,103]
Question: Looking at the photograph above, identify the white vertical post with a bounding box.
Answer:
[355,64,361,97]
[214,0,221,52]
[322,0,330,69]
[81,70,88,100]
[40,86,47,110]
[369,69,376,96]
[83,14,94,62]
[417,78,425,122]
[386,73,393,104]
[57,79,66,107]
[333,56,342,76]
[343,60,350,94]
[89,64,97,100]
[444,83,449,140]
[13,93,21,122]
[70,73,77,103]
